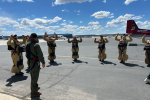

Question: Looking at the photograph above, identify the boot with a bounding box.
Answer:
[147,64,150,67]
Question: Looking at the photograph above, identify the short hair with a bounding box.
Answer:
[100,35,103,37]
[13,34,17,37]
[30,33,37,38]
[123,34,126,36]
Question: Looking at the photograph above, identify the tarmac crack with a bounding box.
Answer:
[43,64,82,90]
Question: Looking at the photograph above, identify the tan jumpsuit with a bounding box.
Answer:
[68,39,82,60]
[43,34,58,61]
[94,38,109,60]
[142,36,150,64]
[7,37,26,74]
[115,35,133,62]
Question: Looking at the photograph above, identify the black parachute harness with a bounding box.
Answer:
[98,39,105,52]
[26,42,39,71]
[144,44,150,63]
[72,40,78,56]
[118,39,127,61]
[47,39,56,57]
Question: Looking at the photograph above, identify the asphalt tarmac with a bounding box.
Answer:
[0,37,150,100]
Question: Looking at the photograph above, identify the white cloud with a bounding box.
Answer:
[53,0,94,5]
[77,14,80,15]
[42,16,47,19]
[17,0,34,2]
[13,23,22,30]
[80,21,82,23]
[35,25,60,32]
[52,2,54,6]
[117,25,126,30]
[0,28,6,32]
[124,0,137,5]
[131,16,142,19]
[108,16,114,18]
[62,9,69,12]
[70,21,73,23]
[92,25,103,31]
[77,26,92,32]
[136,21,150,29]
[4,0,13,2]
[88,21,99,25]
[3,0,34,2]
[106,30,109,31]
[91,11,113,19]
[77,10,80,12]
[20,16,62,27]
[60,23,67,25]
[57,28,76,33]
[64,25,78,29]
[63,20,66,22]
[57,25,78,33]
[0,16,18,26]
[106,14,134,27]
[103,0,106,3]
[0,8,1,9]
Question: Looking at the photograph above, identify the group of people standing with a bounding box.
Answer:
[6,32,150,97]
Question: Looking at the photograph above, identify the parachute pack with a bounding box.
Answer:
[144,44,150,50]
[98,39,105,49]
[8,41,25,52]
[47,40,56,47]
[118,40,127,48]
[72,40,78,48]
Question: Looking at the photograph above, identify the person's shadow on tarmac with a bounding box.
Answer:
[100,60,117,66]
[6,73,28,86]
[122,62,145,68]
[46,61,62,67]
[72,60,88,64]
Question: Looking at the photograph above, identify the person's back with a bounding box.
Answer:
[25,33,45,97]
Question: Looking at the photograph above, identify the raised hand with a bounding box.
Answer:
[117,33,119,35]
[54,32,56,34]
[144,34,146,37]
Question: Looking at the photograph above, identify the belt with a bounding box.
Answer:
[31,58,39,62]
[11,51,17,53]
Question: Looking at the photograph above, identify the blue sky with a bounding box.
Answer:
[0,0,150,36]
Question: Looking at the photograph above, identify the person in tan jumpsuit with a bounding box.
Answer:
[68,36,82,61]
[94,35,109,62]
[115,33,133,63]
[7,34,26,75]
[43,32,58,62]
[142,34,150,67]
[142,34,150,83]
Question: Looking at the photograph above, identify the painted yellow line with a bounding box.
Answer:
[0,89,4,91]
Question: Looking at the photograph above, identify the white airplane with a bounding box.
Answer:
[57,35,68,40]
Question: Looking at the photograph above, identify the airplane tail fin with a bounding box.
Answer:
[126,20,139,33]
